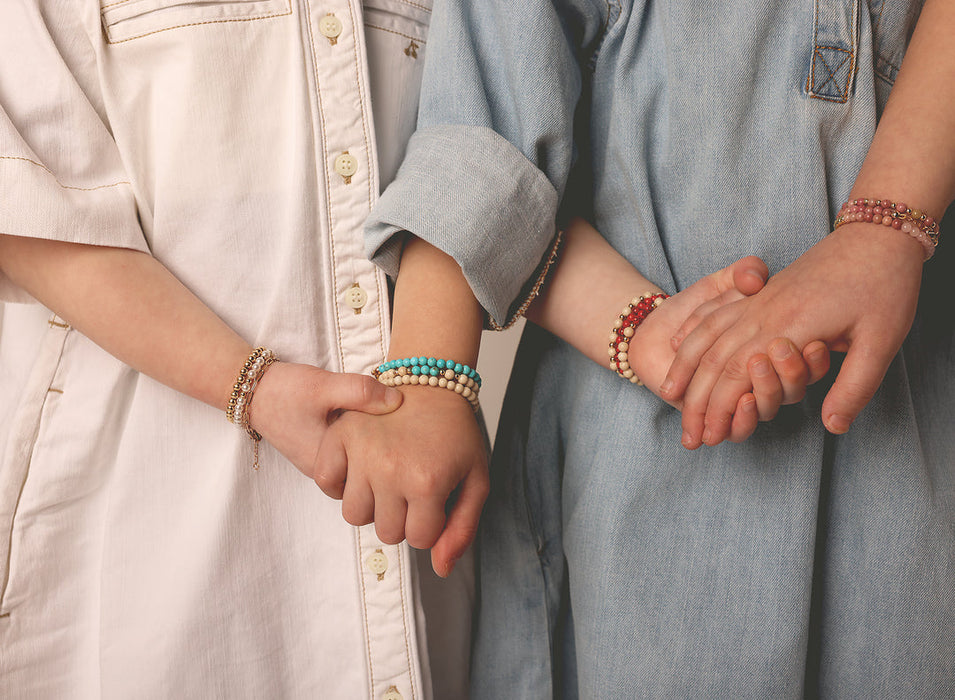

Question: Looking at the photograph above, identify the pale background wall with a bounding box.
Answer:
[475,320,525,446]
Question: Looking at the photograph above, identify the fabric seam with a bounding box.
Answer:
[102,1,291,44]
[0,156,131,191]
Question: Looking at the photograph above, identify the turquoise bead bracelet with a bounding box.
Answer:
[375,357,481,387]
[373,356,481,411]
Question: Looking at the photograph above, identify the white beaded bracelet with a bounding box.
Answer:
[374,365,480,412]
[607,293,669,385]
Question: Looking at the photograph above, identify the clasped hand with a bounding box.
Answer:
[660,221,923,447]
[250,222,922,576]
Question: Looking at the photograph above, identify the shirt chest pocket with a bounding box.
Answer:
[100,0,292,44]
[362,0,430,40]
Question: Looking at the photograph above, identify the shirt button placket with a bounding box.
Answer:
[310,1,384,378]
[310,3,416,694]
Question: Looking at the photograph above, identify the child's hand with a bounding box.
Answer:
[523,217,826,445]
[246,362,404,476]
[627,258,830,443]
[660,221,922,448]
[312,385,488,578]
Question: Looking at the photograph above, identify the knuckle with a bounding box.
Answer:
[313,471,344,497]
[475,477,491,503]
[700,348,727,373]
[705,411,733,430]
[407,526,441,550]
[341,501,371,527]
[757,404,780,422]
[722,355,749,382]
[407,464,443,499]
[354,374,375,405]
[781,385,807,405]
[375,524,404,546]
[840,380,876,404]
[451,521,480,548]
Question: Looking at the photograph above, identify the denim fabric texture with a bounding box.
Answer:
[368,0,953,697]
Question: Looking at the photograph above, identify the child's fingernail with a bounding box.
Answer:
[384,387,403,407]
[681,431,693,448]
[747,269,768,285]
[825,413,851,434]
[751,359,770,377]
[701,428,713,444]
[661,378,674,396]
[808,345,827,363]
[770,341,793,360]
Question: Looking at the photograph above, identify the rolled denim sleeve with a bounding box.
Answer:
[366,0,607,325]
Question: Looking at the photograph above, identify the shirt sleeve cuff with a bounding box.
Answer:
[365,124,559,326]
[0,156,148,303]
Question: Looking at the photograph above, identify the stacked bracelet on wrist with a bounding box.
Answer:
[227,346,277,470]
[374,357,481,411]
[834,198,940,260]
[608,293,669,385]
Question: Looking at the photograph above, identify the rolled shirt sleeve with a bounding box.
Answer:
[0,3,146,303]
[365,0,607,326]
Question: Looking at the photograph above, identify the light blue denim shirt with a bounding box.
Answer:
[368,1,954,698]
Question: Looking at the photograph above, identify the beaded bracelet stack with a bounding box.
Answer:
[227,346,277,470]
[608,293,669,385]
[834,198,940,260]
[373,357,482,411]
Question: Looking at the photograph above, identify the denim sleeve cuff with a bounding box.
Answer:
[365,125,559,326]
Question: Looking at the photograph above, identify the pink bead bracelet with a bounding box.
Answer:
[834,198,940,260]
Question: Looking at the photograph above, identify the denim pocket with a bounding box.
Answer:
[100,0,292,44]
[806,0,860,102]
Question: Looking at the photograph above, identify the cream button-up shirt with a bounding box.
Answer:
[0,2,469,698]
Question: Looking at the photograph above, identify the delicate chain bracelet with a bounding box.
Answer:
[834,198,940,260]
[227,346,278,470]
[486,229,563,331]
[608,293,669,385]
[374,356,481,411]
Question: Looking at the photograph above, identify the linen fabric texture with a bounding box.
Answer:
[0,2,472,699]
[367,0,955,698]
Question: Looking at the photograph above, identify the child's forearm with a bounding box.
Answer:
[849,0,955,219]
[0,235,251,410]
[387,236,484,366]
[524,217,663,366]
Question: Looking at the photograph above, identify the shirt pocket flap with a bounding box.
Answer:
[100,0,291,44]
[362,0,431,42]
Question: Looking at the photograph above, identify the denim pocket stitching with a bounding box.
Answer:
[808,45,856,102]
[807,0,859,103]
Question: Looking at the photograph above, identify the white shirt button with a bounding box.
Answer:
[344,284,367,313]
[382,686,403,700]
[319,14,343,43]
[366,548,388,580]
[334,152,358,183]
